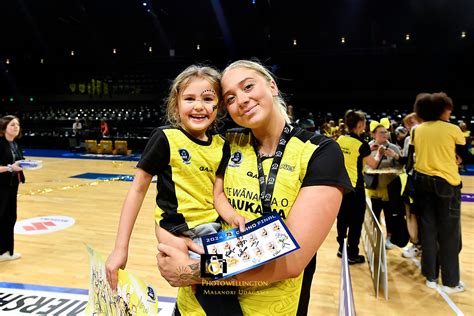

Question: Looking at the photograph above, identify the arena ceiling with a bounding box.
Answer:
[1,0,473,62]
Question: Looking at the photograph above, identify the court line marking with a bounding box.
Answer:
[409,256,464,315]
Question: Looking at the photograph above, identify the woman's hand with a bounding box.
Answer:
[12,162,23,172]
[105,248,128,292]
[156,243,201,287]
[180,236,205,255]
[384,147,399,160]
[370,143,380,151]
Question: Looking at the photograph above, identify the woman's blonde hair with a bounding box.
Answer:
[222,60,291,124]
[165,64,222,128]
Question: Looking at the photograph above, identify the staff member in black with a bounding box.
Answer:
[336,110,382,263]
[0,115,25,262]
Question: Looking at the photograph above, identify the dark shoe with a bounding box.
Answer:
[348,255,365,265]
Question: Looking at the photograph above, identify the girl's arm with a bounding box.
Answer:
[214,175,247,232]
[157,184,343,286]
[105,168,153,291]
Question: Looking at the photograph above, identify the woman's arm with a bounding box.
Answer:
[365,146,383,169]
[106,169,153,290]
[155,225,204,255]
[157,184,343,285]
[232,185,343,281]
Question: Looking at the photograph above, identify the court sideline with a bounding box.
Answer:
[0,155,472,315]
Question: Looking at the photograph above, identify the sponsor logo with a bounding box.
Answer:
[229,151,243,168]
[178,149,191,164]
[280,163,295,172]
[0,283,176,315]
[14,216,75,235]
[247,171,258,179]
[199,166,213,172]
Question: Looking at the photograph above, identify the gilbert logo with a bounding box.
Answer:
[14,215,75,235]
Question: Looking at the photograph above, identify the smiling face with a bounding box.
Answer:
[178,77,219,141]
[373,126,389,144]
[221,67,278,129]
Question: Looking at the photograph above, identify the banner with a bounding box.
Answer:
[85,245,159,315]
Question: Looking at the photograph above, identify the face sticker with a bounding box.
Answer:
[201,88,219,112]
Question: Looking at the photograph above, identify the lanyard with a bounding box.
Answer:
[253,124,292,213]
[9,141,18,161]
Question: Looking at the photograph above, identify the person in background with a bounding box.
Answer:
[366,118,403,249]
[458,121,472,167]
[72,118,82,136]
[394,126,408,150]
[100,119,110,137]
[336,110,383,264]
[400,112,422,259]
[0,115,25,262]
[410,92,467,294]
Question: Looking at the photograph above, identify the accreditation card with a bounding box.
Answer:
[201,212,300,280]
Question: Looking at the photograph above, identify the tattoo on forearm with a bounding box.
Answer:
[175,263,201,285]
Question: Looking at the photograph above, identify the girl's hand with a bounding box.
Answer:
[105,248,128,292]
[231,214,249,233]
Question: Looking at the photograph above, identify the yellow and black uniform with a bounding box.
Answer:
[176,127,351,316]
[137,126,229,233]
[412,120,465,186]
[335,133,371,259]
[139,126,243,316]
[337,133,371,188]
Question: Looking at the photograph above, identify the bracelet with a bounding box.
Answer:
[6,164,13,172]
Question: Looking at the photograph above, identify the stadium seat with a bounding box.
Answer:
[85,140,99,153]
[113,140,132,155]
[98,140,114,154]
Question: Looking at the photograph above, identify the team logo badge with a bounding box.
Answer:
[178,149,191,164]
[229,151,243,168]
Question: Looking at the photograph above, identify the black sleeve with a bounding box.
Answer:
[136,128,170,176]
[302,136,353,192]
[216,139,230,176]
[456,144,469,163]
[359,141,371,158]
[405,144,415,172]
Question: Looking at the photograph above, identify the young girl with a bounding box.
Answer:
[106,65,245,315]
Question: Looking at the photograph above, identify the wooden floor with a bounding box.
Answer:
[1,156,473,315]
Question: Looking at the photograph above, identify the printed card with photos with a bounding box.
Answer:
[201,212,300,280]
